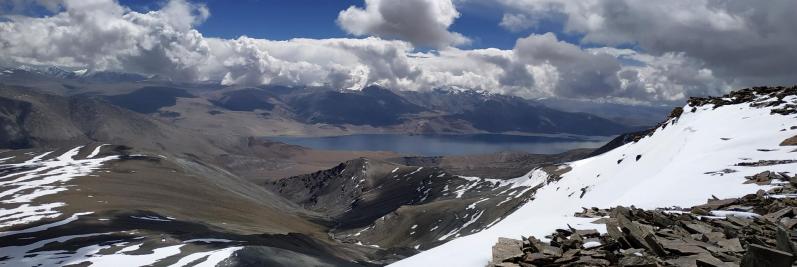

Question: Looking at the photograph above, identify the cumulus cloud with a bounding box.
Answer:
[0,0,751,104]
[204,37,420,90]
[0,0,211,81]
[493,0,797,90]
[513,33,621,98]
[591,48,731,102]
[499,13,535,32]
[337,0,469,48]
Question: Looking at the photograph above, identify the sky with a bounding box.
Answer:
[0,0,796,104]
[117,0,570,50]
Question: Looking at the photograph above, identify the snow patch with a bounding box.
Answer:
[0,147,118,229]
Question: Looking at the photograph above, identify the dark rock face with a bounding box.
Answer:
[289,86,426,126]
[488,171,797,267]
[210,88,276,111]
[451,99,631,135]
[266,158,532,229]
[265,158,574,262]
[104,86,195,113]
[741,244,794,267]
[0,97,33,149]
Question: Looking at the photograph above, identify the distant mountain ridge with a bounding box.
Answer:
[0,67,663,137]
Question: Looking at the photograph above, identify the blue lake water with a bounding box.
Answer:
[269,134,611,156]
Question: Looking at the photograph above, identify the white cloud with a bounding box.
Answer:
[337,0,469,48]
[513,33,621,98]
[0,0,211,81]
[499,13,535,32]
[493,0,797,90]
[0,0,747,104]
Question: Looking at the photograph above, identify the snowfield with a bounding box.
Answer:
[392,95,797,266]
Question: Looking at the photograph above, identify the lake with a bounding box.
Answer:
[269,134,611,156]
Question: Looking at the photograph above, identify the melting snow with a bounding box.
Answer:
[407,167,423,176]
[0,147,118,229]
[583,241,602,249]
[169,246,242,267]
[87,144,108,158]
[130,215,173,222]
[438,210,484,241]
[452,176,482,198]
[467,198,489,210]
[0,212,92,238]
[184,238,236,243]
[709,210,760,219]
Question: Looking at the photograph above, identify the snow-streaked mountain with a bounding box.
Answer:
[392,86,797,266]
[0,145,368,266]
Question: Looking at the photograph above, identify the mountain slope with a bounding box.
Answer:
[0,144,370,266]
[392,86,797,266]
[103,86,197,113]
[0,86,401,181]
[538,97,675,127]
[1,70,644,136]
[451,98,630,135]
[288,85,427,126]
[402,89,636,135]
[265,154,586,263]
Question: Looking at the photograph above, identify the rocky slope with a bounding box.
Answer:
[393,86,797,266]
[265,154,584,264]
[489,182,797,267]
[0,83,607,266]
[0,144,372,266]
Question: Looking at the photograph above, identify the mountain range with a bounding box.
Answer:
[0,66,661,138]
[2,66,794,266]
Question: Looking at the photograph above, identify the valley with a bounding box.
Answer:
[0,70,634,266]
[1,68,796,267]
[1,1,795,266]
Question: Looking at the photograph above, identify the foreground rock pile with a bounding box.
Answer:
[489,171,797,266]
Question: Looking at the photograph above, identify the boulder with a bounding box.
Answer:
[716,238,744,253]
[780,135,797,146]
[659,238,710,255]
[775,227,796,254]
[618,255,657,267]
[492,237,523,264]
[575,229,601,238]
[616,212,667,256]
[740,244,793,267]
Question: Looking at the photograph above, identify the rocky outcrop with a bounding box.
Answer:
[489,171,797,267]
[780,135,797,146]
[687,86,797,112]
